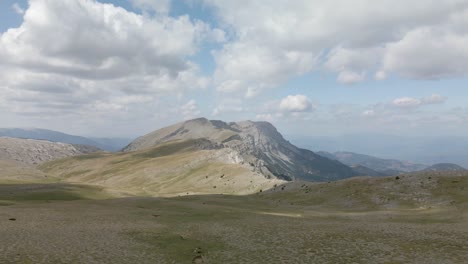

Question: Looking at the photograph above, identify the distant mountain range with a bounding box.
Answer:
[0,128,132,151]
[317,151,427,175]
[422,163,466,172]
[289,134,468,168]
[2,121,465,183]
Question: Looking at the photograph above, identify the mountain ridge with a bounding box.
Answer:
[124,118,357,181]
[0,128,132,151]
[317,151,427,175]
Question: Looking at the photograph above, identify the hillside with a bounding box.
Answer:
[0,128,131,151]
[264,170,468,210]
[349,164,388,177]
[0,137,99,165]
[40,139,285,197]
[318,151,427,174]
[124,118,357,181]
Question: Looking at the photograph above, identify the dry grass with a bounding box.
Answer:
[1,147,468,263]
[0,183,467,264]
[39,140,283,197]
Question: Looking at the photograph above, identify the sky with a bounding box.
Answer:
[0,0,467,138]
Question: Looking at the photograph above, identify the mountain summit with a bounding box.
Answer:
[124,118,356,181]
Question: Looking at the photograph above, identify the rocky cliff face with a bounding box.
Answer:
[0,137,99,165]
[123,118,356,181]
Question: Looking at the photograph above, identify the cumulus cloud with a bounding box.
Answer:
[0,0,220,118]
[381,25,468,79]
[204,0,468,89]
[213,43,315,97]
[279,95,314,112]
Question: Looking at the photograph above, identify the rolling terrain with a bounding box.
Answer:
[40,139,284,197]
[1,119,468,263]
[0,171,467,263]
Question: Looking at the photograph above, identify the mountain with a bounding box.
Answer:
[422,163,466,172]
[0,137,99,165]
[0,128,132,151]
[88,137,133,151]
[123,118,357,181]
[317,151,427,174]
[40,139,285,197]
[289,134,468,168]
[349,165,389,177]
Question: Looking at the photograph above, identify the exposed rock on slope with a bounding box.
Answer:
[0,137,99,165]
[123,118,356,181]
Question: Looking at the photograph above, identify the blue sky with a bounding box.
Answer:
[0,0,467,138]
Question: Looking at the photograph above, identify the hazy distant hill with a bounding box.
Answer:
[422,163,466,172]
[317,151,427,175]
[0,128,131,151]
[290,134,468,168]
[349,164,389,177]
[88,137,133,151]
[124,118,357,181]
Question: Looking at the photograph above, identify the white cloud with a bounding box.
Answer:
[375,71,387,81]
[337,71,366,85]
[392,94,447,108]
[204,0,468,90]
[11,3,25,15]
[325,47,381,84]
[392,97,422,108]
[0,0,219,118]
[279,95,314,112]
[213,43,316,97]
[381,26,468,79]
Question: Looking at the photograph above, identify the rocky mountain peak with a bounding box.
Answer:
[123,118,357,182]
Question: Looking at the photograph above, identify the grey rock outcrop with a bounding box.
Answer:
[0,137,100,165]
